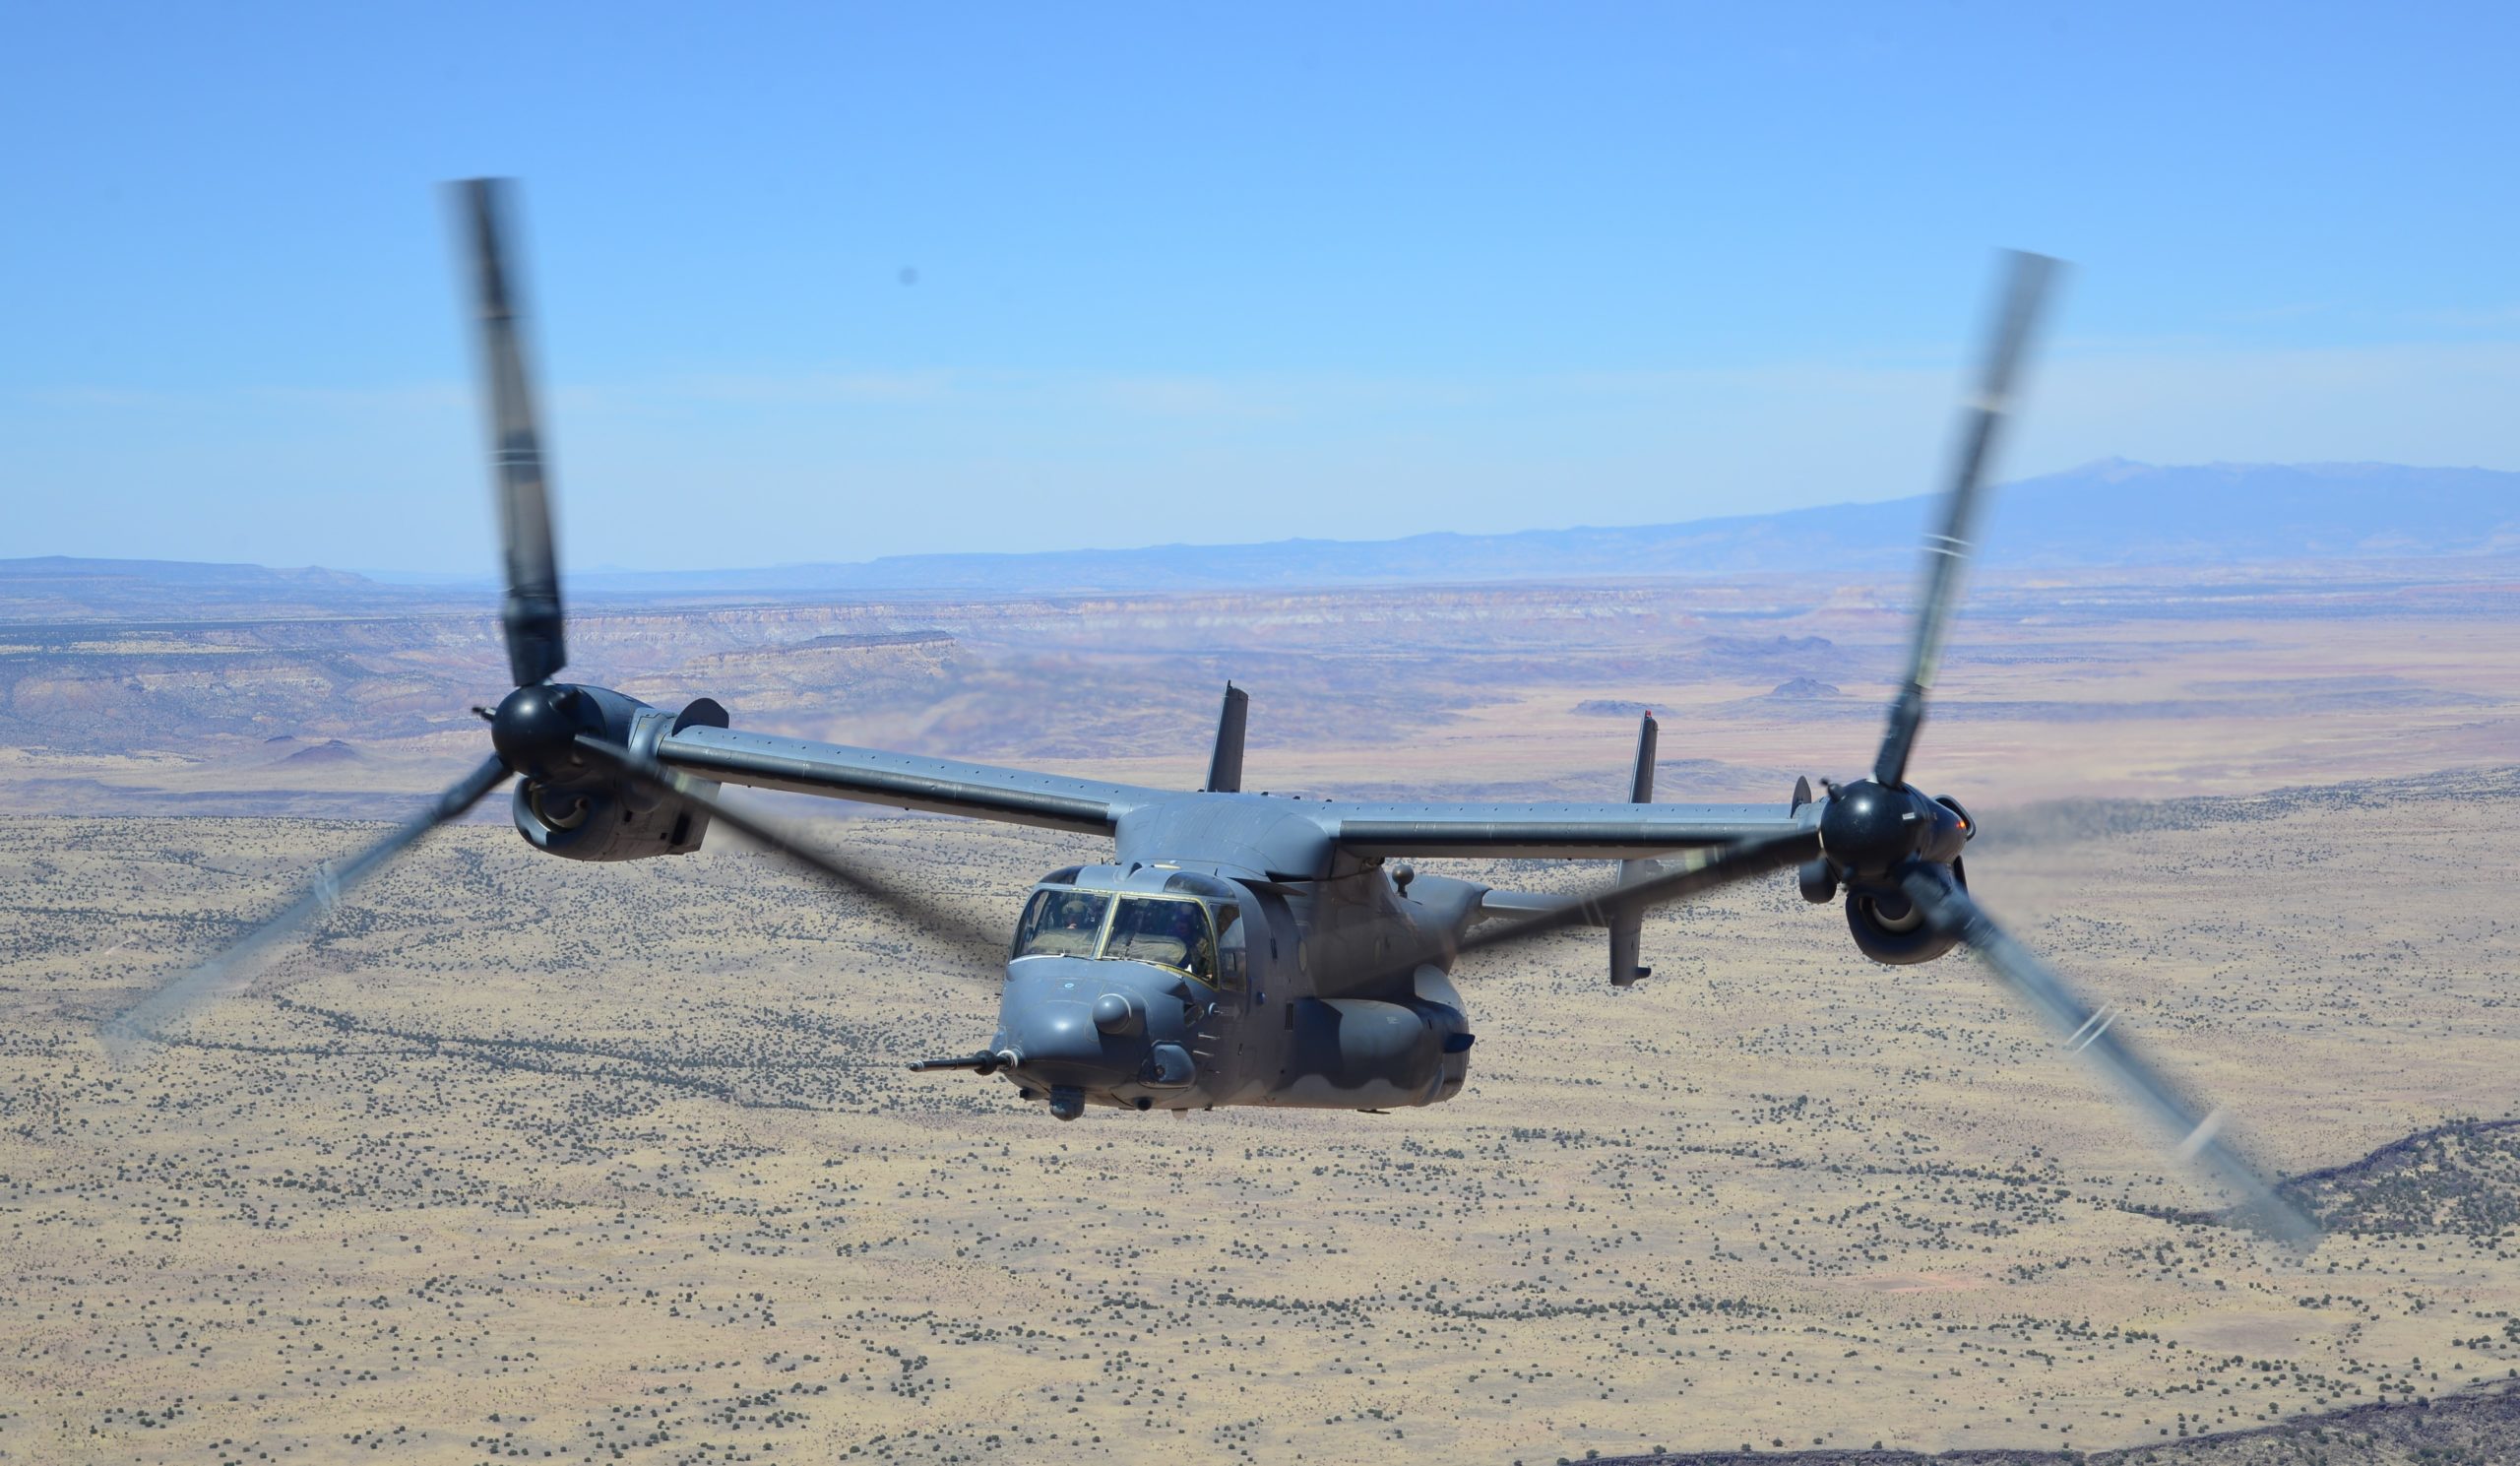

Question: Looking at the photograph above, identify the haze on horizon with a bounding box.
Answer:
[5,3,2518,575]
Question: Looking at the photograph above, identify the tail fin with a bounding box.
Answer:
[1609,712,1657,987]
[1204,683,1249,793]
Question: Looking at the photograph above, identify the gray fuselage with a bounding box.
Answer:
[986,851,1486,1118]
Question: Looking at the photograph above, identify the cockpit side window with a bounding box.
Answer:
[1102,896,1217,983]
[1213,904,1247,990]
[1011,887,1110,959]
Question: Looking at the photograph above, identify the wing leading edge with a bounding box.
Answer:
[655,726,1162,835]
[1326,800,1812,860]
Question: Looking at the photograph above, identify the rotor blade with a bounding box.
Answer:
[1872,249,2061,789]
[1900,866,2320,1246]
[1461,829,1819,962]
[1331,829,1820,992]
[103,756,512,1057]
[572,736,1007,972]
[455,177,567,688]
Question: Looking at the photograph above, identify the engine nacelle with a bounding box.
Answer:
[1843,871,1962,966]
[500,684,728,862]
[1814,780,1979,965]
[513,778,712,861]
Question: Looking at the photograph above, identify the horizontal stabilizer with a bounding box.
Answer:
[1478,887,1591,921]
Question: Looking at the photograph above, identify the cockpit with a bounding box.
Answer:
[1010,870,1248,988]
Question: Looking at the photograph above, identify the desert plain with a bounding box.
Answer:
[2,556,2517,1465]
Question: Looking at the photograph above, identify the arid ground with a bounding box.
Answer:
[2,558,2516,1464]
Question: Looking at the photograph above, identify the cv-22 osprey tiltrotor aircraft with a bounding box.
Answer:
[111,180,2318,1245]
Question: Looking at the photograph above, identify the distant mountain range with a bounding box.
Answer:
[5,461,2515,611]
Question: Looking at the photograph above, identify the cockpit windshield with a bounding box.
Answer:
[1009,886,1221,984]
[1102,896,1217,983]
[1011,888,1109,958]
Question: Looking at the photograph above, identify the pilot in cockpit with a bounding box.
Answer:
[1087,895,1212,979]
[1049,893,1103,940]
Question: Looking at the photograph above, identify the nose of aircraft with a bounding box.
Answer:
[995,957,1188,1117]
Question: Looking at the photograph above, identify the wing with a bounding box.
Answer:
[1325,799,1811,860]
[654,731,1803,861]
[655,724,1162,835]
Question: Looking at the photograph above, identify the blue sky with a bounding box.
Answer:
[4,3,2516,572]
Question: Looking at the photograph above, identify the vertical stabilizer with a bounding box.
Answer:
[1626,713,1659,804]
[1609,712,1657,986]
[1205,683,1249,794]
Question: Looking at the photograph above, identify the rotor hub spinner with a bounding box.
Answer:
[490,681,595,782]
[1817,778,1924,875]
